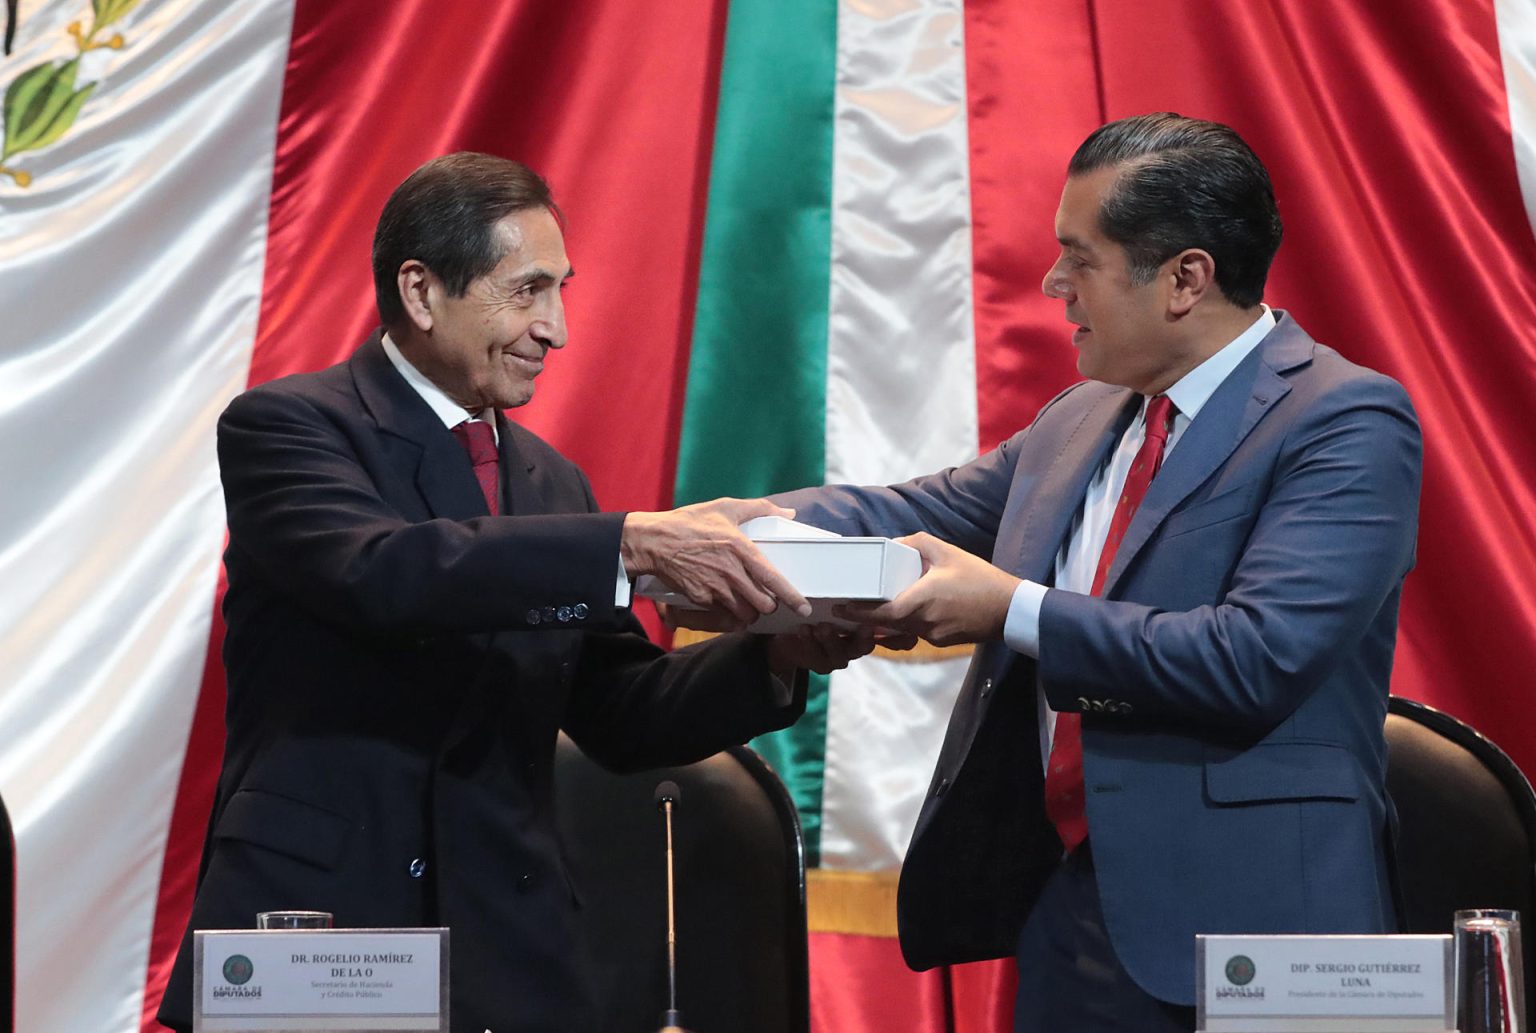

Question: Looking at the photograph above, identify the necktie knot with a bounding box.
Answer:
[452,418,497,465]
[1144,394,1175,445]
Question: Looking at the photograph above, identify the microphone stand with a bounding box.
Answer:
[654,780,694,1033]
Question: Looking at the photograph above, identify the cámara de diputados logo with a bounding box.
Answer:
[221,951,253,982]
[214,954,261,999]
[1225,955,1256,986]
[1217,955,1264,1000]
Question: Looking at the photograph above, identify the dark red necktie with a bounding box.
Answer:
[451,418,500,516]
[1044,394,1176,853]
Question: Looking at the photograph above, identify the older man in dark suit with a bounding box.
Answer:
[158,153,875,1033]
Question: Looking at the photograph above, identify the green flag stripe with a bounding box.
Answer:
[674,0,838,863]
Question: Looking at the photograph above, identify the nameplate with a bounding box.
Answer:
[1196,934,1452,1032]
[193,928,448,1032]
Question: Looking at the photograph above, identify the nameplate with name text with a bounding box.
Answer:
[1196,934,1452,1032]
[193,928,448,1032]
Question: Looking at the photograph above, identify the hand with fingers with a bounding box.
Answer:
[620,498,812,624]
[838,531,1021,648]
[765,623,920,678]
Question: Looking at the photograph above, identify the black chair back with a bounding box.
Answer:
[554,735,810,1033]
[1386,696,1536,1023]
[1,788,12,1033]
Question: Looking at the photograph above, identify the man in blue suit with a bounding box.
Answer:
[774,114,1422,1031]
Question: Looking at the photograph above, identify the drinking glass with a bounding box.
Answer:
[256,910,333,930]
[1455,908,1525,1033]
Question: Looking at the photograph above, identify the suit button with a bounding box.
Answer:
[526,609,542,626]
[979,677,993,698]
[1076,696,1091,711]
[573,603,589,619]
[542,606,557,623]
[934,777,951,797]
[517,872,536,892]
[408,858,427,879]
[556,606,573,623]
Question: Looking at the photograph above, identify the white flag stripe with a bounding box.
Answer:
[1496,0,1536,238]
[821,654,975,869]
[0,0,293,1029]
[821,0,978,871]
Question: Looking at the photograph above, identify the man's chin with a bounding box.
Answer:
[493,387,535,409]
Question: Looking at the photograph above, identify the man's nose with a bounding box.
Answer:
[1042,262,1072,300]
[534,293,567,350]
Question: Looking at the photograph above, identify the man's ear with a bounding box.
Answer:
[397,260,434,333]
[1167,248,1216,317]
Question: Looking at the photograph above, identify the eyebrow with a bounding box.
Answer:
[512,265,575,288]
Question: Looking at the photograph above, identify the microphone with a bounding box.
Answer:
[653,781,693,1033]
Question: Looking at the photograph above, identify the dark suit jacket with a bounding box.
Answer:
[159,333,804,1033]
[775,313,1422,1004]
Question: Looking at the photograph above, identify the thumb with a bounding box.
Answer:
[895,531,943,563]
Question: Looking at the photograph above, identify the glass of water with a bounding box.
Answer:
[1455,908,1525,1033]
[256,910,333,930]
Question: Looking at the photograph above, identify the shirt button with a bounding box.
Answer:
[556,606,573,623]
[408,858,427,879]
[573,603,589,619]
[526,609,541,626]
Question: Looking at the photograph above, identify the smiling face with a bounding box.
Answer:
[1041,166,1179,394]
[403,206,571,411]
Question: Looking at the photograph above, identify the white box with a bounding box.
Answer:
[636,517,921,633]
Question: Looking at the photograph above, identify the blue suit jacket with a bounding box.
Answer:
[775,313,1421,1004]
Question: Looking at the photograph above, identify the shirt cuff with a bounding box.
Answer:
[615,554,632,607]
[1003,579,1048,658]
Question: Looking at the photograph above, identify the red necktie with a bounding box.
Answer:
[451,418,500,516]
[1044,394,1176,853]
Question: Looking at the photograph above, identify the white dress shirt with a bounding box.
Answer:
[382,332,498,437]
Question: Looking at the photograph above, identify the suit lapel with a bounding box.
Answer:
[1009,383,1139,581]
[1100,315,1312,597]
[495,413,542,516]
[349,332,488,521]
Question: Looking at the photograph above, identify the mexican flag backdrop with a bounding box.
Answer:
[1,1,1534,1030]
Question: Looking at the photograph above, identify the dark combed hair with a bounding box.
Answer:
[1068,113,1282,308]
[371,152,559,328]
